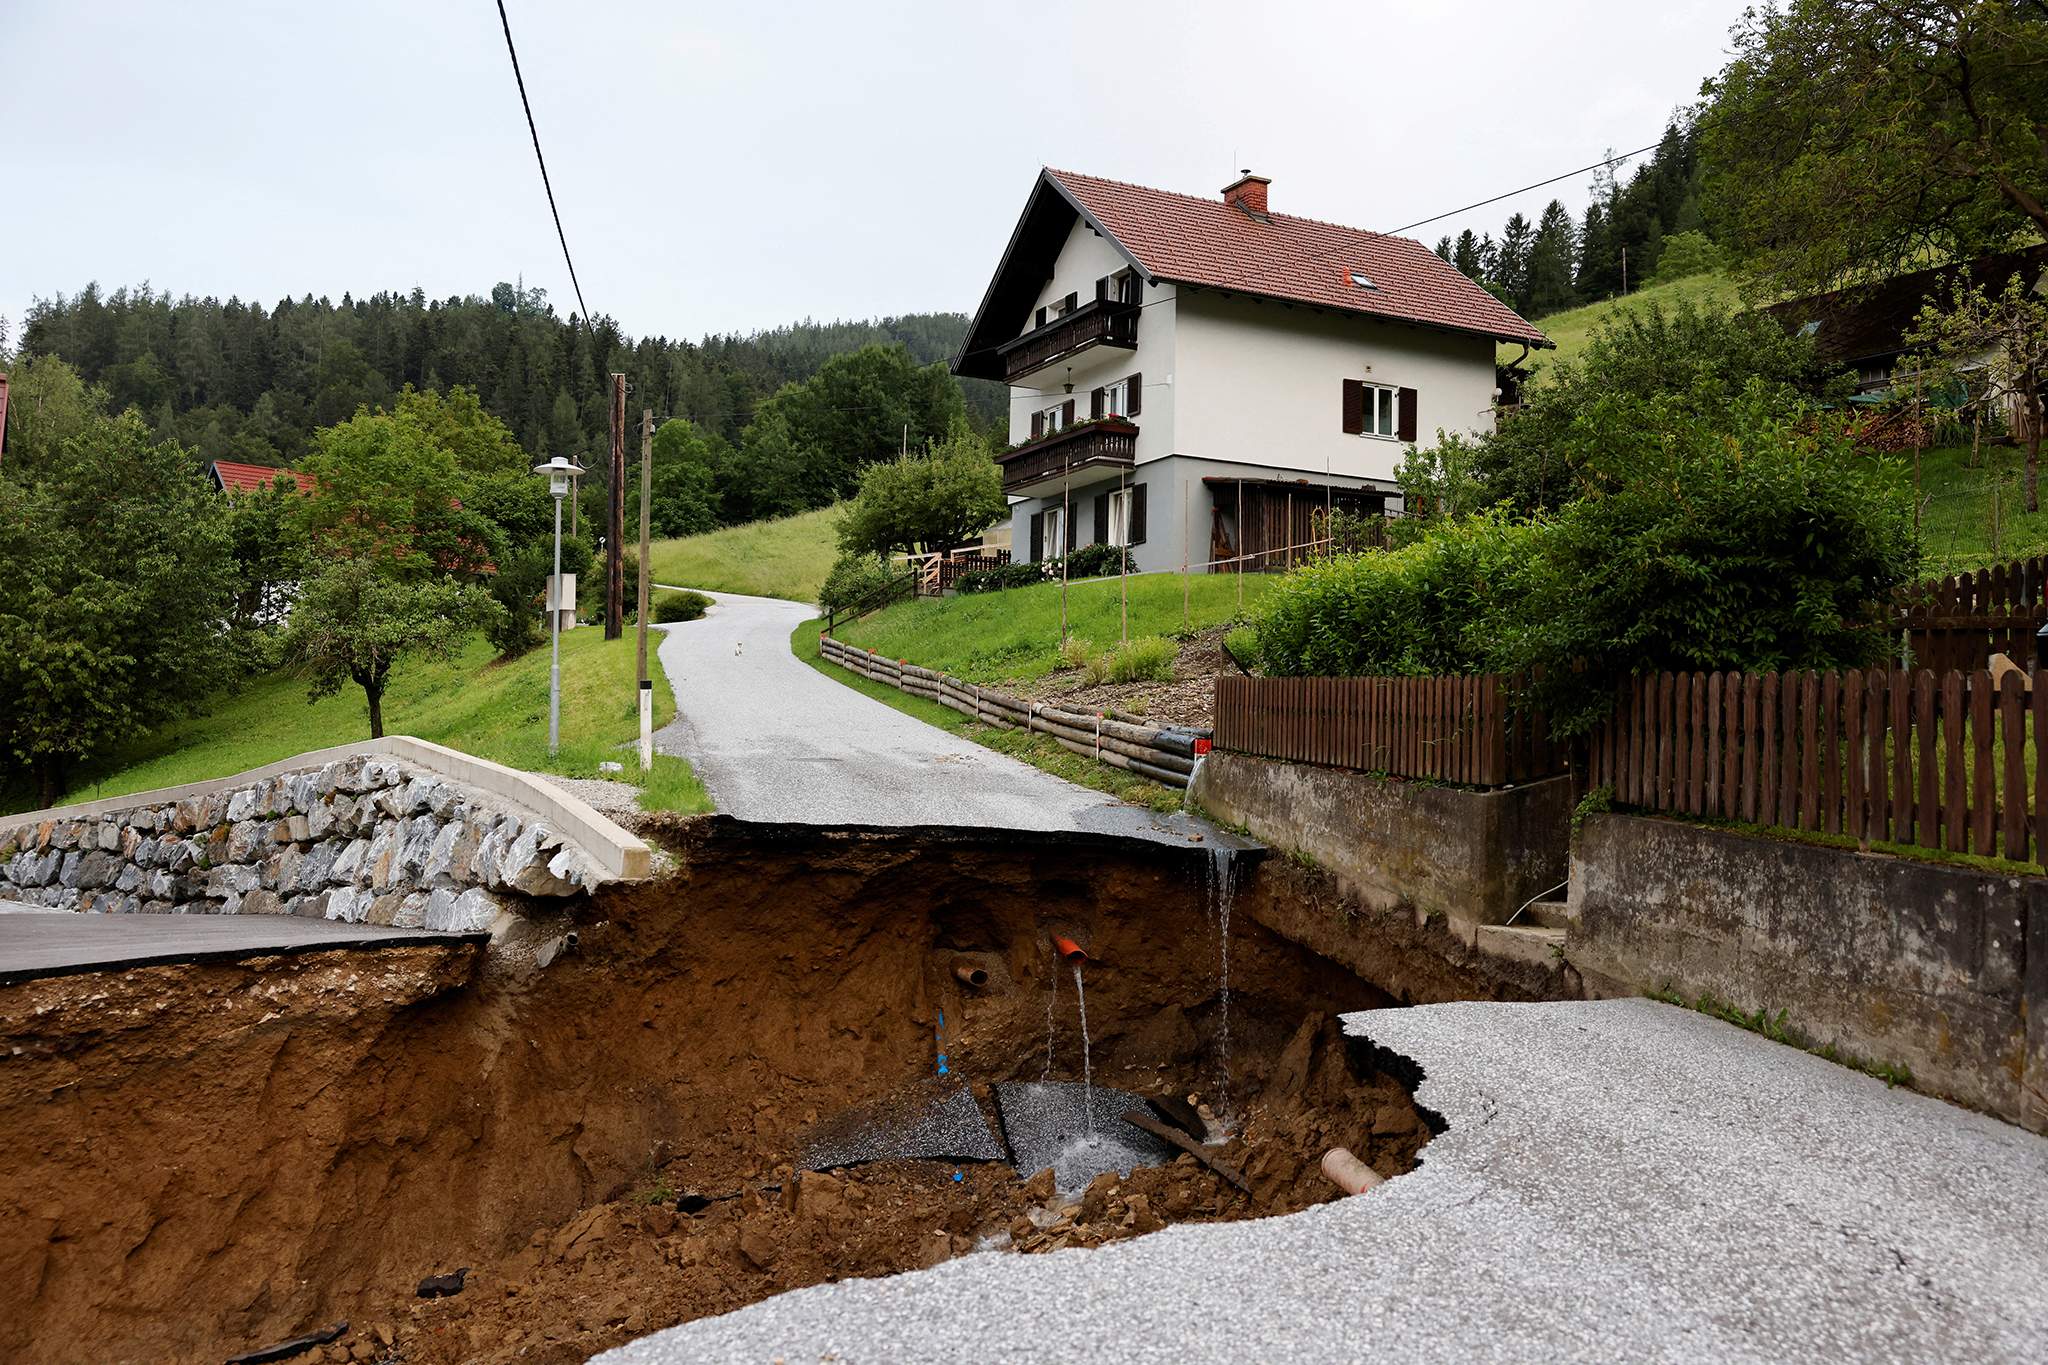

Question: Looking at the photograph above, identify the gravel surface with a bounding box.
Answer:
[596,997,2048,1364]
[651,588,1223,843]
[525,772,643,819]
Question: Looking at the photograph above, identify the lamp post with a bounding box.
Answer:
[535,456,584,757]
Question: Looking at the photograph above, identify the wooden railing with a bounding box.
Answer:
[1213,673,1564,787]
[995,298,1139,381]
[1590,667,2047,864]
[995,418,1138,494]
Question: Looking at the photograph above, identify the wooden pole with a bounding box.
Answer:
[1060,459,1071,648]
[1236,479,1244,610]
[637,408,654,771]
[1181,476,1190,631]
[1118,465,1128,646]
[606,373,626,639]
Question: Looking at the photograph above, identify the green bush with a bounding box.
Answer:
[957,562,1048,594]
[1105,636,1177,683]
[819,552,902,613]
[1050,543,1138,579]
[652,590,713,624]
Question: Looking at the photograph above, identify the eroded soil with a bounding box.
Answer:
[1,819,1428,1364]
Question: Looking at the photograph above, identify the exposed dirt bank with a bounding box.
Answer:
[2,819,1428,1364]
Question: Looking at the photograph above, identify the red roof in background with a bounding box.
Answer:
[210,460,317,495]
[1045,169,1551,348]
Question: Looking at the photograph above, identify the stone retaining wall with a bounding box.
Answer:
[0,754,602,933]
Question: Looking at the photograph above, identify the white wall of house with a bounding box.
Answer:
[1171,292,1498,481]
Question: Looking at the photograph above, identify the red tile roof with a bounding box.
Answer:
[1046,169,1550,348]
[210,460,317,495]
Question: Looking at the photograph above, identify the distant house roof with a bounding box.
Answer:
[955,168,1548,380]
[209,460,317,495]
[1764,244,2048,370]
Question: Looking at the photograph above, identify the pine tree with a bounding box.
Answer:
[1434,236,1453,262]
[1452,230,1483,280]
[1525,200,1579,317]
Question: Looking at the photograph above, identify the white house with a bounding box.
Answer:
[953,169,1550,572]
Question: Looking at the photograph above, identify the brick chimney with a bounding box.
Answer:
[1222,170,1271,220]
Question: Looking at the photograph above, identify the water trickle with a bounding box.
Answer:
[1041,959,1059,1084]
[1210,846,1236,1106]
[1072,962,1095,1142]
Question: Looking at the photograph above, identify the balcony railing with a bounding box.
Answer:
[994,417,1137,494]
[995,297,1139,381]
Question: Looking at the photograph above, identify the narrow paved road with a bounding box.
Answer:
[653,589,1211,841]
[599,997,2048,1365]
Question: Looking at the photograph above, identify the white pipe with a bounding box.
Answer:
[1321,1147,1385,1196]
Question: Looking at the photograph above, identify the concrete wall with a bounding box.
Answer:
[1190,751,1573,926]
[1173,292,1499,484]
[1571,814,2047,1133]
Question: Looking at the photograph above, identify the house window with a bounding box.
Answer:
[1040,402,1069,434]
[1048,294,1074,321]
[1102,379,1130,417]
[1106,488,1131,547]
[1111,269,1140,304]
[1349,271,1376,290]
[1044,505,1065,559]
[1358,382,1397,438]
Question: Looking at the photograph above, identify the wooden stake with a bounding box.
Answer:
[606,372,626,640]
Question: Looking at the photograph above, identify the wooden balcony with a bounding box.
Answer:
[995,298,1139,381]
[995,417,1137,495]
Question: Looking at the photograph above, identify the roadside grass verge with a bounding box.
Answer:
[1647,987,1913,1089]
[835,571,1275,685]
[45,628,711,815]
[647,506,840,603]
[790,619,1184,813]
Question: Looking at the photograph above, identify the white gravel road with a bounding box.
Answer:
[653,588,1212,839]
[596,997,2048,1365]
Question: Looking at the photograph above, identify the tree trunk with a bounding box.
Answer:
[33,756,66,809]
[2028,421,2042,516]
[366,684,385,740]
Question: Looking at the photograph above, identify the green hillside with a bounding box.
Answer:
[646,506,841,603]
[1503,270,1742,374]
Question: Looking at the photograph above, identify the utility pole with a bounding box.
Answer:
[606,373,626,639]
[637,408,654,771]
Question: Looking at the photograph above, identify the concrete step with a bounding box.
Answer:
[1475,923,1568,969]
[1518,899,1578,931]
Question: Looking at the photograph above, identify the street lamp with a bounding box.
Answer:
[534,456,584,757]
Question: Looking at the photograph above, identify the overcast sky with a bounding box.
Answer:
[1,0,1748,345]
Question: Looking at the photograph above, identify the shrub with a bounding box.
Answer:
[957,562,1048,594]
[1049,543,1138,579]
[819,551,901,613]
[652,590,713,624]
[1105,636,1177,683]
[1057,637,1095,672]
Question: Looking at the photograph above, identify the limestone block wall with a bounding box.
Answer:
[0,754,603,933]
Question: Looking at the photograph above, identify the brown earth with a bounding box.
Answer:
[0,819,1427,1365]
[1007,626,1238,729]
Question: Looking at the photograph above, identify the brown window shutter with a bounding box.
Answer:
[1091,387,1105,420]
[1398,387,1418,442]
[1067,506,1079,552]
[1342,379,1365,434]
[1096,275,1110,300]
[1063,292,1078,313]
[1062,398,1075,425]
[1030,511,1044,562]
[1093,492,1111,545]
[1031,411,1044,439]
[1127,372,1142,417]
[1129,484,1147,545]
[1036,306,1047,328]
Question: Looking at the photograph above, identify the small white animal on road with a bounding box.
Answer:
[734,640,744,656]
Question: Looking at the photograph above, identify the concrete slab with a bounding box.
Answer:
[0,909,486,986]
[798,1083,1007,1171]
[597,998,2048,1365]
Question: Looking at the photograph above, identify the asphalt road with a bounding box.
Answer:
[652,589,1226,845]
[0,904,485,985]
[597,998,2048,1364]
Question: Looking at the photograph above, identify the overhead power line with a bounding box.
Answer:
[1381,139,1666,237]
[495,0,592,328]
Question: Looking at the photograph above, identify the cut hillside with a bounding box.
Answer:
[41,629,707,816]
[647,507,840,604]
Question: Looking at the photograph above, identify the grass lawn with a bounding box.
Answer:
[1501,269,1741,376]
[789,619,1185,812]
[646,506,840,604]
[48,627,711,815]
[1905,441,2048,576]
[834,571,1275,684]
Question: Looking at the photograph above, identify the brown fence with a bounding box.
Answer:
[1212,674,1564,787]
[1898,556,2048,673]
[1591,667,2048,864]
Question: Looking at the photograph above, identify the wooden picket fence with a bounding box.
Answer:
[1591,667,2048,864]
[1212,673,1564,787]
[1898,555,2048,674]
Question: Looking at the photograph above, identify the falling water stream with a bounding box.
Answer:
[1211,846,1236,1108]
[1041,959,1059,1083]
[1072,963,1095,1142]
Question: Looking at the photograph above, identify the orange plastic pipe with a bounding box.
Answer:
[1052,935,1089,963]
